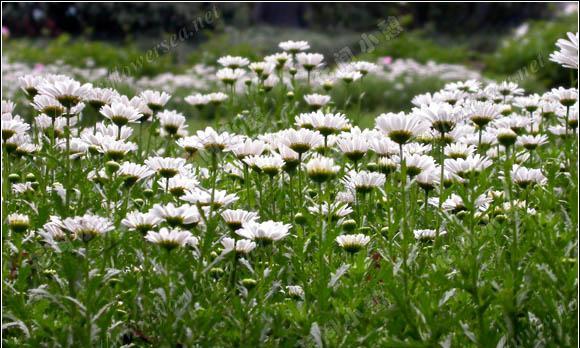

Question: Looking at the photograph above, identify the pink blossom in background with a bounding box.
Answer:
[34,63,45,72]
[1,26,9,39]
[381,56,393,65]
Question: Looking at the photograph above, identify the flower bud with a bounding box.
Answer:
[242,278,257,289]
[341,219,357,232]
[294,213,307,225]
[105,161,120,174]
[209,267,224,279]
[8,214,30,233]
[8,173,20,183]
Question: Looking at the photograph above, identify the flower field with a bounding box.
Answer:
[1,31,579,347]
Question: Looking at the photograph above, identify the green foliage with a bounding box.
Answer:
[186,26,362,66]
[357,31,476,64]
[3,34,178,77]
[483,14,579,89]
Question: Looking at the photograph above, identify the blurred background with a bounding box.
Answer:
[1,2,578,122]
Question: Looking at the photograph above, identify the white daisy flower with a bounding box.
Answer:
[280,128,324,154]
[150,203,202,227]
[176,136,203,156]
[308,201,353,220]
[548,125,567,136]
[56,137,89,159]
[59,214,114,242]
[444,154,492,178]
[368,137,399,157]
[122,211,162,234]
[444,143,477,159]
[216,68,246,85]
[431,193,490,213]
[306,155,340,183]
[342,170,386,194]
[297,111,350,136]
[217,55,250,69]
[100,101,142,127]
[517,134,548,150]
[32,94,65,118]
[375,112,430,146]
[279,40,310,54]
[511,165,547,187]
[221,209,259,231]
[497,81,524,97]
[206,92,229,105]
[221,237,256,255]
[415,167,441,191]
[127,96,153,121]
[18,75,43,97]
[139,90,171,112]
[277,145,300,172]
[549,31,578,69]
[396,153,436,177]
[145,227,198,250]
[1,118,30,141]
[145,156,186,178]
[351,61,379,76]
[336,234,370,253]
[377,156,398,175]
[38,79,91,108]
[491,127,518,147]
[158,110,187,136]
[296,53,324,71]
[191,127,240,153]
[185,93,210,107]
[98,138,137,160]
[40,218,67,241]
[336,69,362,83]
[433,90,465,105]
[286,285,305,300]
[465,100,500,128]
[235,220,291,243]
[12,182,35,195]
[336,130,369,162]
[538,100,561,119]
[181,188,239,209]
[265,52,292,69]
[250,154,285,176]
[1,99,15,116]
[548,87,578,107]
[249,61,276,79]
[414,229,447,241]
[86,87,119,109]
[304,94,331,108]
[159,175,199,197]
[414,102,461,134]
[228,138,267,159]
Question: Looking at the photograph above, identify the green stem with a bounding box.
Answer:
[399,144,407,240]
[84,240,92,346]
[65,109,71,215]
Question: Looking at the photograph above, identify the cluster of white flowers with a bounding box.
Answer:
[2,34,578,303]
